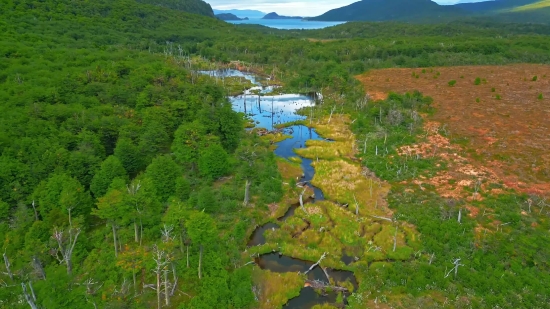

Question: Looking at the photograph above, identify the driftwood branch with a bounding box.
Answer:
[304,252,327,275]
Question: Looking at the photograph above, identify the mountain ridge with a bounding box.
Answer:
[308,0,549,23]
[262,12,303,19]
[213,9,266,19]
[309,0,467,22]
[216,13,248,20]
[135,0,215,17]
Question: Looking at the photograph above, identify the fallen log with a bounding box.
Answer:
[304,252,327,275]
[305,279,348,292]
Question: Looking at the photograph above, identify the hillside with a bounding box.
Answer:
[213,9,267,19]
[262,12,303,19]
[309,0,467,22]
[216,13,248,20]
[456,0,538,12]
[136,0,215,17]
[310,0,549,23]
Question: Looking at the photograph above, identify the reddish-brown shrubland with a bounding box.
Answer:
[357,64,550,195]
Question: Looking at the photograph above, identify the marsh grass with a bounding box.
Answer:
[253,268,304,309]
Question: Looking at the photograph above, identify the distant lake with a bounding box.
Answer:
[226,19,345,30]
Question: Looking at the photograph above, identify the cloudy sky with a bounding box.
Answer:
[209,0,485,16]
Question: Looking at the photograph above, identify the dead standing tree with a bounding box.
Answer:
[21,282,38,309]
[150,244,176,309]
[51,211,81,275]
[444,258,464,279]
[2,250,13,280]
[239,148,257,207]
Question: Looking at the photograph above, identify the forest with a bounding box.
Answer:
[0,0,549,308]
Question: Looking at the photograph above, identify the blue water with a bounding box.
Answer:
[274,125,324,201]
[227,18,345,30]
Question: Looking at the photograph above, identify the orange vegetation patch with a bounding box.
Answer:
[357,64,550,195]
[402,121,502,200]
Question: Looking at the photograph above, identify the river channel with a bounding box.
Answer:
[200,69,356,308]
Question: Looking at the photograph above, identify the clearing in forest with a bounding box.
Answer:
[356,64,550,195]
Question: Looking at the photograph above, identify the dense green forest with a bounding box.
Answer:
[1,0,550,308]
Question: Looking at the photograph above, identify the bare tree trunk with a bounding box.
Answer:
[304,252,327,275]
[393,226,398,252]
[67,257,73,275]
[171,262,178,295]
[139,218,143,247]
[179,233,184,254]
[21,282,38,309]
[198,245,203,279]
[299,187,307,213]
[243,179,251,207]
[353,194,359,216]
[32,256,46,280]
[132,269,137,296]
[186,245,189,268]
[31,200,38,221]
[458,208,462,224]
[164,270,170,306]
[134,221,139,243]
[156,270,161,309]
[3,251,13,280]
[112,224,118,258]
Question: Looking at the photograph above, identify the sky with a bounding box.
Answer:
[209,0,487,16]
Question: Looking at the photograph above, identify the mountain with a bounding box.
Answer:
[216,13,249,20]
[213,9,266,19]
[135,0,214,17]
[262,12,303,19]
[309,0,467,22]
[493,0,550,22]
[456,0,539,12]
[310,0,549,23]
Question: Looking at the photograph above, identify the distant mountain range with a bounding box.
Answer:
[212,9,266,19]
[215,13,248,21]
[307,0,550,23]
[262,12,303,19]
[309,0,466,22]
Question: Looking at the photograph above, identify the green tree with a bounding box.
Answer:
[145,155,181,201]
[198,143,229,180]
[93,184,132,257]
[0,199,8,221]
[113,138,143,176]
[172,121,206,169]
[33,174,92,226]
[90,156,128,198]
[217,103,242,153]
[186,211,217,279]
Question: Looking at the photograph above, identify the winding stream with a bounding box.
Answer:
[201,69,356,308]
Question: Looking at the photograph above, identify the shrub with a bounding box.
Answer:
[476,98,480,103]
[474,77,481,85]
[448,80,456,87]
[539,93,544,100]
[495,94,501,100]
[532,76,538,81]
[491,87,496,92]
